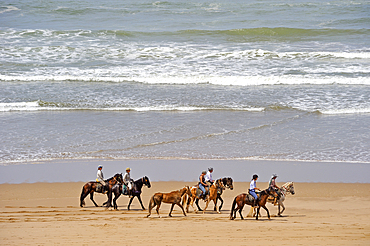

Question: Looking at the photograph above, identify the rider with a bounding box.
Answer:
[205,167,214,185]
[269,174,280,205]
[123,167,133,197]
[96,165,107,194]
[249,174,261,207]
[198,170,208,199]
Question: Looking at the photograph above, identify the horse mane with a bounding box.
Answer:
[106,173,121,182]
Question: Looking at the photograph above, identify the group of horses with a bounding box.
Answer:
[80,173,295,220]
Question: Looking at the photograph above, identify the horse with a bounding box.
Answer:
[185,179,225,214]
[80,173,123,208]
[103,176,151,210]
[192,177,234,212]
[147,186,191,218]
[267,182,295,216]
[229,187,277,220]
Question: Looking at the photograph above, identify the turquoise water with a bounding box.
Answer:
[0,0,369,166]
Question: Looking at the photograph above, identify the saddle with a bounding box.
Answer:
[194,184,209,198]
[245,193,255,203]
[96,183,104,193]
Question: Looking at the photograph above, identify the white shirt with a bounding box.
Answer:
[250,180,256,190]
[97,170,104,182]
[123,172,131,184]
[205,171,213,182]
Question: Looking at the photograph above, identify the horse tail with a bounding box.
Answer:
[229,196,237,220]
[80,184,87,207]
[148,193,160,210]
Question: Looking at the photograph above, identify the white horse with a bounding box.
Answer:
[268,181,295,216]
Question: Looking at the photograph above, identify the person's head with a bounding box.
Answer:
[98,165,103,170]
[208,167,213,173]
[202,170,207,175]
[272,174,278,179]
[252,174,258,180]
[126,167,131,173]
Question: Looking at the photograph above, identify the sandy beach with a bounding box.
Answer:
[1,181,369,245]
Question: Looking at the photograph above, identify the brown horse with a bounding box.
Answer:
[147,186,191,218]
[80,173,123,208]
[229,187,277,220]
[185,179,225,214]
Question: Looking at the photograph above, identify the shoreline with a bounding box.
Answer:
[1,158,369,184]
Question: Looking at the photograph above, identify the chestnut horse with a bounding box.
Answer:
[80,173,123,208]
[185,179,225,214]
[147,186,191,218]
[229,187,277,220]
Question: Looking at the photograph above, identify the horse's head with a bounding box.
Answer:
[142,176,151,188]
[115,173,123,184]
[215,179,225,189]
[226,177,233,190]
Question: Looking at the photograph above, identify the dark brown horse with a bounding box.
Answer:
[213,177,233,211]
[147,186,191,218]
[103,176,151,210]
[80,173,123,208]
[230,187,277,220]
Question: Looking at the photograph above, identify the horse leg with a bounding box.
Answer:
[80,190,88,207]
[105,191,112,208]
[256,207,261,220]
[169,204,175,217]
[195,198,202,211]
[202,198,210,214]
[213,198,221,214]
[156,202,161,217]
[147,197,155,218]
[113,193,121,210]
[189,197,197,213]
[262,205,271,220]
[89,192,99,207]
[247,206,254,217]
[238,205,245,220]
[137,195,146,210]
[127,196,134,210]
[279,202,285,216]
[177,203,187,216]
[218,196,224,211]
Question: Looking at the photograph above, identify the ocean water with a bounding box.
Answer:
[1,0,370,166]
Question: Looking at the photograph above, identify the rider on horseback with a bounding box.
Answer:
[198,170,208,199]
[205,167,214,185]
[96,165,107,194]
[269,174,281,205]
[249,174,260,207]
[123,167,134,197]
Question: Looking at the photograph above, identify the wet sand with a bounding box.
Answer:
[1,181,370,245]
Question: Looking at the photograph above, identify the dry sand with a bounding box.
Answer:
[1,181,370,245]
